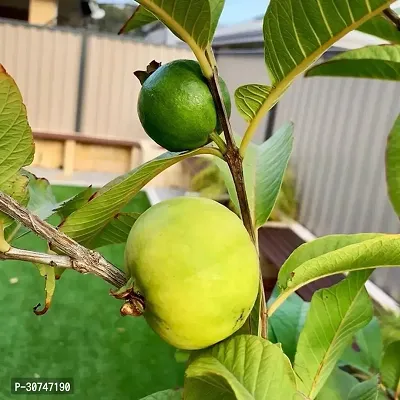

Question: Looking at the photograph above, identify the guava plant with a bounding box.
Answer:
[1,0,400,399]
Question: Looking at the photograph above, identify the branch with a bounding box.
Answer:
[205,47,266,338]
[0,191,127,288]
[207,66,256,244]
[383,8,400,31]
[0,246,72,267]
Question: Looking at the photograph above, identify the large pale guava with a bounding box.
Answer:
[124,197,259,350]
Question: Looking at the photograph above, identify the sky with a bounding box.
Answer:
[98,0,269,25]
[218,0,268,25]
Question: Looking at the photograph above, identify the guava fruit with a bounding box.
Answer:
[124,197,259,350]
[137,59,231,152]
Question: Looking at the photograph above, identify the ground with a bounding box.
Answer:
[0,187,184,400]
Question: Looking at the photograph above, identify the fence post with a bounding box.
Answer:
[74,30,89,134]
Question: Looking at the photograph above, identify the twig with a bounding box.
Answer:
[383,8,400,31]
[0,247,73,268]
[0,191,126,288]
[206,47,266,337]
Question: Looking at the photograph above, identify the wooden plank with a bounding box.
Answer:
[63,139,76,177]
[33,131,142,149]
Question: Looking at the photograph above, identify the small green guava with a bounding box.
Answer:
[124,197,259,350]
[137,59,231,152]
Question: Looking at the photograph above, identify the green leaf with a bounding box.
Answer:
[0,173,29,228]
[234,85,272,122]
[280,234,400,294]
[185,335,298,400]
[25,174,58,220]
[358,14,400,44]
[252,123,293,227]
[264,0,393,85]
[247,280,264,336]
[4,174,57,241]
[306,45,400,80]
[119,5,157,35]
[268,287,310,362]
[381,341,400,393]
[355,317,383,372]
[348,375,385,400]
[120,0,224,44]
[6,182,93,244]
[140,389,183,400]
[294,271,373,399]
[122,0,212,50]
[88,212,141,249]
[209,0,225,40]
[339,318,383,374]
[215,123,293,227]
[386,114,400,217]
[0,65,34,186]
[55,186,93,220]
[316,368,358,400]
[244,0,394,127]
[59,150,205,247]
[340,346,372,375]
[278,233,382,290]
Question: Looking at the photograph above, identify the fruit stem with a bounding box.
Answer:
[196,146,225,160]
[209,131,227,154]
[205,47,267,339]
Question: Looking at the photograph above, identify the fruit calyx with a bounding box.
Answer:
[110,278,146,317]
[134,60,161,85]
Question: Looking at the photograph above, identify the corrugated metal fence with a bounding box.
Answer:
[273,72,400,301]
[218,51,400,301]
[0,18,194,140]
[274,76,400,236]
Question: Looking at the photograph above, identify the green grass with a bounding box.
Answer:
[0,186,184,400]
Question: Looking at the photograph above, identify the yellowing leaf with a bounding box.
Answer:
[0,173,29,228]
[0,65,34,186]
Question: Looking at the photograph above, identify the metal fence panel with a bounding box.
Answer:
[80,35,195,140]
[0,20,81,132]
